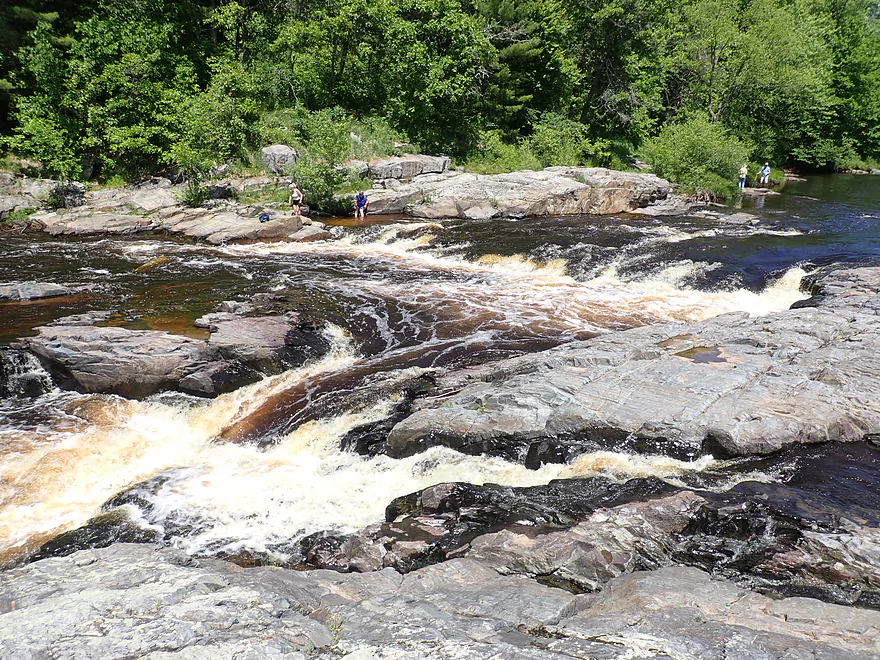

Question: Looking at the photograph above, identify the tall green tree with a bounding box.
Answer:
[9,0,204,178]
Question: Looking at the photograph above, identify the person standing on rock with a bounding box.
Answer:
[760,163,771,185]
[738,163,748,189]
[354,191,369,218]
[288,183,303,215]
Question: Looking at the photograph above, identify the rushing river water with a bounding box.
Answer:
[1,174,879,566]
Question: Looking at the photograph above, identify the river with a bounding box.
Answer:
[1,174,879,567]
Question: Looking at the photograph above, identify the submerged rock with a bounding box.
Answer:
[2,542,879,659]
[386,267,880,461]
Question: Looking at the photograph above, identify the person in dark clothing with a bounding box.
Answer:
[354,191,369,218]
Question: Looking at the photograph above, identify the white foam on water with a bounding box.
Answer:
[0,223,810,561]
[211,227,808,334]
[104,399,730,560]
[0,326,357,561]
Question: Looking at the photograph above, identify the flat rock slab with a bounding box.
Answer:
[0,282,75,301]
[549,566,880,659]
[387,267,880,460]
[369,153,451,179]
[367,166,671,219]
[2,543,878,659]
[21,312,330,398]
[33,205,307,243]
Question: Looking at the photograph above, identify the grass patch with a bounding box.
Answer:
[1,208,35,225]
[238,186,291,205]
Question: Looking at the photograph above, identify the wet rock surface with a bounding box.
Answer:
[386,267,880,461]
[0,281,76,300]
[291,442,880,610]
[2,543,879,659]
[19,307,330,398]
[367,167,671,219]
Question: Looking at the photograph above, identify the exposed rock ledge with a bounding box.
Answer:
[385,267,880,461]
[366,167,671,219]
[2,543,878,659]
[32,205,325,244]
[10,175,331,243]
[18,305,330,398]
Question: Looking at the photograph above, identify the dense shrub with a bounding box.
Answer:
[644,114,751,199]
[527,113,594,167]
[461,130,541,174]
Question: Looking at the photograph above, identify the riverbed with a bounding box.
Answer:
[1,175,879,566]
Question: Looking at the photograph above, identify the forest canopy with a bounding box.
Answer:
[1,0,878,184]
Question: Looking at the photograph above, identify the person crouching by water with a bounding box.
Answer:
[354,191,369,218]
[288,182,303,215]
[738,163,748,189]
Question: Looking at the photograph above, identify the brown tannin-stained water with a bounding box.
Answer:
[1,174,879,564]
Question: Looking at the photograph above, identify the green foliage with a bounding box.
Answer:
[2,0,879,180]
[528,113,594,167]
[9,0,203,179]
[1,206,34,225]
[644,113,751,198]
[461,130,540,174]
[289,158,342,211]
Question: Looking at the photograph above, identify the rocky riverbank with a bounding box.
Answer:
[1,162,675,244]
[364,267,880,463]
[1,173,330,243]
[3,542,879,659]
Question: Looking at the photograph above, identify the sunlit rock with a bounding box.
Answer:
[387,267,880,460]
[367,166,671,219]
[261,144,299,173]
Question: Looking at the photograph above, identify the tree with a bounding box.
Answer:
[9,0,204,178]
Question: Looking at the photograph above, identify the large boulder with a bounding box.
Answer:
[369,154,451,180]
[207,314,331,372]
[20,311,331,398]
[366,167,671,219]
[261,144,299,173]
[385,267,880,461]
[22,324,217,398]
